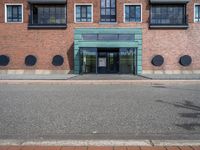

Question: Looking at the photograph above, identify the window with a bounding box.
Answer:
[75,4,92,22]
[82,34,135,41]
[98,34,118,40]
[124,4,141,22]
[82,34,98,40]
[150,5,187,25]
[31,5,66,25]
[100,0,116,22]
[195,4,200,22]
[5,4,23,23]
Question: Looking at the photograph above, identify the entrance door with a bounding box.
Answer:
[97,49,119,74]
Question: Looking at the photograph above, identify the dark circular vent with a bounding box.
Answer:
[25,55,37,66]
[179,55,192,66]
[52,55,64,66]
[152,55,164,66]
[0,55,10,66]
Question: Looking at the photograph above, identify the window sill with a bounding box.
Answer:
[74,22,93,23]
[149,24,189,29]
[123,21,142,23]
[5,22,23,24]
[28,24,67,29]
[99,22,118,24]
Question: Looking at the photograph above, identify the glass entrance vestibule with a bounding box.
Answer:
[80,48,137,74]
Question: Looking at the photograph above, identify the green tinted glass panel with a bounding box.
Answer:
[80,48,97,73]
[119,48,135,74]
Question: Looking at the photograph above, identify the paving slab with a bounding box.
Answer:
[142,74,200,80]
[0,74,77,80]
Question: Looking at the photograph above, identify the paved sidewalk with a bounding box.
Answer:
[0,74,147,80]
[0,74,77,80]
[0,146,200,150]
[0,74,200,80]
[142,74,200,80]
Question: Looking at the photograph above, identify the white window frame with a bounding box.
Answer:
[5,3,23,23]
[194,3,200,23]
[123,3,142,23]
[74,3,93,23]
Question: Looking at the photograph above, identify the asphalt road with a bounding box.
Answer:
[0,82,200,140]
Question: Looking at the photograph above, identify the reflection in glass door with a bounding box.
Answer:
[80,48,97,73]
[97,49,119,74]
[119,48,136,74]
[107,52,119,73]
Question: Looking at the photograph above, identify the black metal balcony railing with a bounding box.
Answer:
[28,14,67,29]
[149,15,189,29]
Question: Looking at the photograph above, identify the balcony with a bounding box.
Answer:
[27,1,67,29]
[149,3,189,29]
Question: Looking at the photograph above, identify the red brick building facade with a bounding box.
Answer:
[0,0,200,74]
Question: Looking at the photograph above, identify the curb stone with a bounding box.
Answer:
[0,80,200,85]
[0,140,200,147]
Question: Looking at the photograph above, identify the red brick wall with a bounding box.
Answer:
[0,0,200,72]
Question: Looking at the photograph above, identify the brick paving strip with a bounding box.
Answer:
[0,146,200,150]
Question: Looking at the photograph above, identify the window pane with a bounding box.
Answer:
[98,34,118,40]
[111,0,115,7]
[101,0,105,7]
[120,48,135,74]
[7,6,12,18]
[13,6,18,18]
[76,6,81,18]
[87,6,91,17]
[101,9,106,15]
[111,9,115,15]
[119,34,134,41]
[106,0,110,7]
[136,6,141,20]
[82,6,87,17]
[82,34,98,40]
[80,48,97,74]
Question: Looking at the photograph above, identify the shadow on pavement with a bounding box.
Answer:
[155,100,200,131]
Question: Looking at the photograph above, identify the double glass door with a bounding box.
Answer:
[97,49,119,74]
[80,48,136,74]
